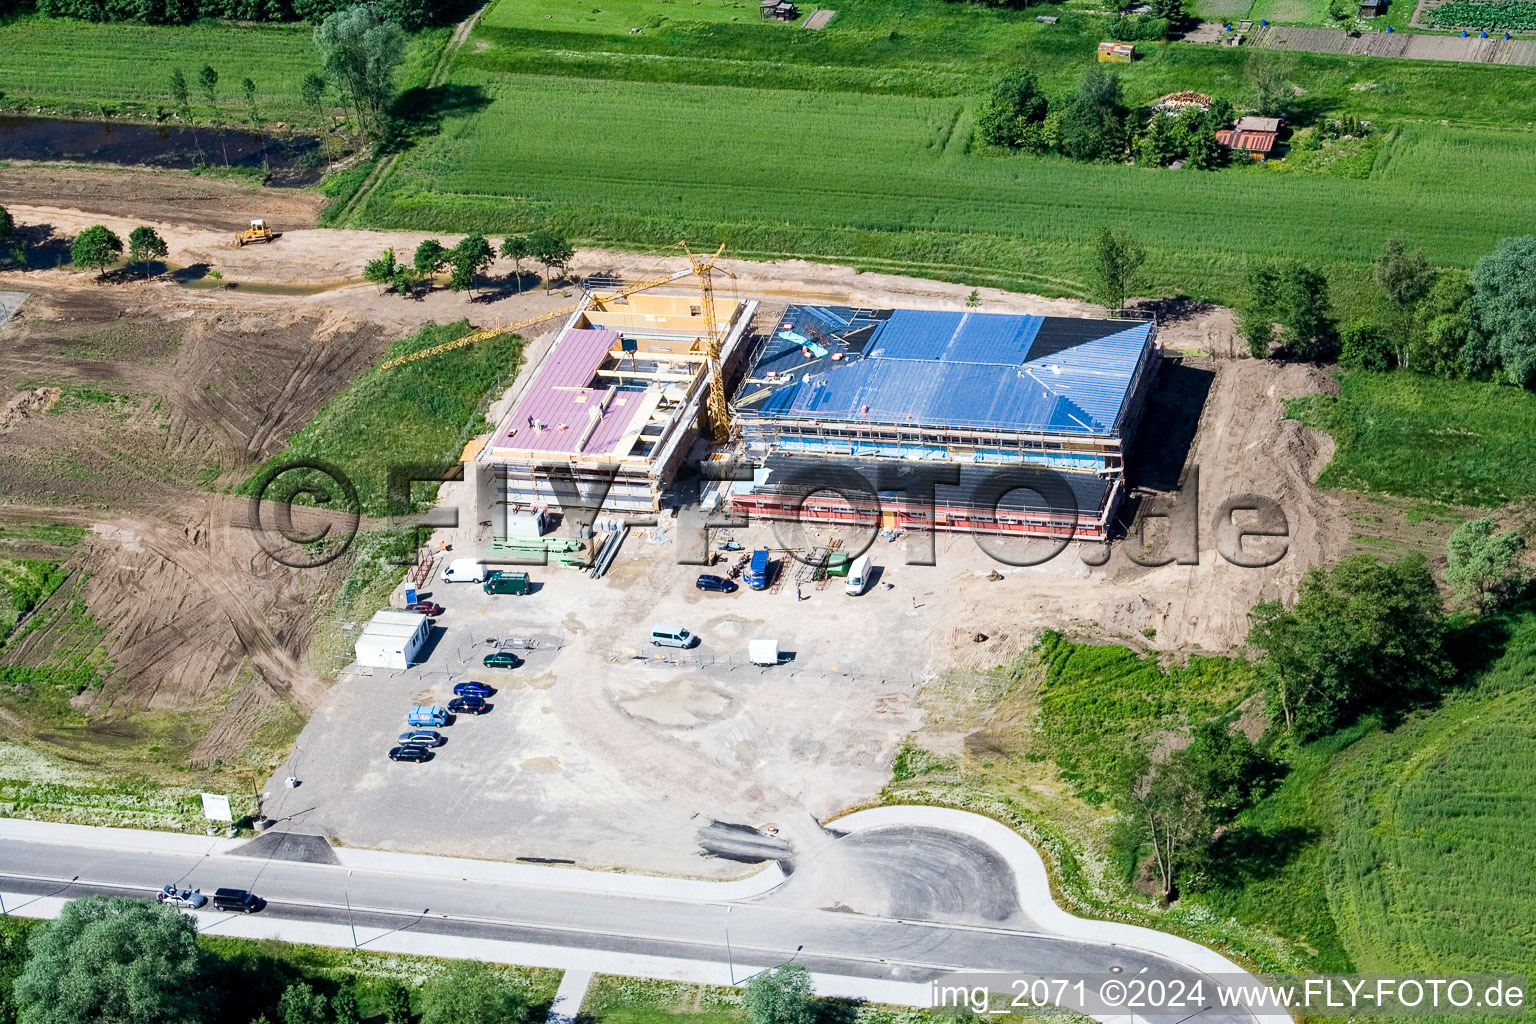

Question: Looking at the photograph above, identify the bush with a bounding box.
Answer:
[1338,319,1396,372]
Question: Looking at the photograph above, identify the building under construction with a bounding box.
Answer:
[476,293,758,518]
[727,305,1158,540]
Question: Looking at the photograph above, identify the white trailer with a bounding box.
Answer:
[355,610,430,670]
[748,638,780,666]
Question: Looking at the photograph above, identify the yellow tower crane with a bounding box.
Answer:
[381,243,735,447]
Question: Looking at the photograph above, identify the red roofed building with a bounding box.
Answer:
[1216,127,1279,161]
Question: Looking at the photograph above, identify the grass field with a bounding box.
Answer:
[244,321,523,517]
[349,0,1536,309]
[0,15,448,128]
[1286,370,1536,506]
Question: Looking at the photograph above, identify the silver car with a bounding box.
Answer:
[157,885,207,909]
[398,729,446,747]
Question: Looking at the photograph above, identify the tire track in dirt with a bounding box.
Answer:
[93,515,328,713]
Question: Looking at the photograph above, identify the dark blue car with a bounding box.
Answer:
[453,681,494,698]
[448,695,489,715]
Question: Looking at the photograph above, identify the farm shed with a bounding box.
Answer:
[1216,128,1278,160]
[1097,41,1137,61]
[355,610,430,670]
[729,305,1159,540]
[760,0,797,18]
[1359,0,1382,16]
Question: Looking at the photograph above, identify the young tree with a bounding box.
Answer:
[379,980,414,1024]
[449,234,495,297]
[1270,262,1335,361]
[197,64,219,116]
[413,238,449,281]
[242,76,260,125]
[1247,553,1452,739]
[302,72,329,125]
[529,230,574,292]
[499,234,532,291]
[743,964,816,1024]
[71,224,123,278]
[0,204,22,267]
[1467,235,1536,388]
[1059,66,1126,162]
[13,896,205,1024]
[1409,269,1473,377]
[1135,112,1182,167]
[1446,516,1529,612]
[1376,235,1435,365]
[1248,54,1290,119]
[417,962,528,1024]
[1126,722,1279,901]
[314,5,406,138]
[1091,226,1145,315]
[1238,262,1280,358]
[169,68,192,120]
[279,981,333,1024]
[975,68,1050,151]
[364,246,402,292]
[127,225,168,276]
[1130,753,1205,902]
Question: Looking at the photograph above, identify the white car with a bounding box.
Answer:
[157,885,207,909]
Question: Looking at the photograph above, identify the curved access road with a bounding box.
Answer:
[0,809,1289,1024]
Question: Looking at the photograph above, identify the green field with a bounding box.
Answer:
[1287,370,1536,506]
[244,321,523,518]
[0,15,448,127]
[348,0,1536,308]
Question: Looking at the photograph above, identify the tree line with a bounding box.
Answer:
[1239,234,1536,390]
[364,232,576,300]
[0,897,831,1024]
[159,5,403,139]
[27,0,464,31]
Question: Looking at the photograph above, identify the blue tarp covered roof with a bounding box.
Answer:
[739,306,1153,437]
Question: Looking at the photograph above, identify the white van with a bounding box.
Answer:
[650,625,697,649]
[844,554,872,596]
[442,558,490,583]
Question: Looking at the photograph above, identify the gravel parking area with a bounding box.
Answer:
[264,521,951,877]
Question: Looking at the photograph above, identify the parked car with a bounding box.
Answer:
[389,745,433,762]
[483,651,523,670]
[454,681,495,697]
[398,730,445,747]
[447,695,488,715]
[695,574,738,593]
[157,885,207,909]
[442,559,490,583]
[405,601,444,616]
[407,705,449,728]
[211,888,262,913]
[650,625,697,648]
[483,571,530,596]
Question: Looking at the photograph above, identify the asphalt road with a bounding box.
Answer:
[0,828,1269,1023]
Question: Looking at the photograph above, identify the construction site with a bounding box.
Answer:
[0,170,1380,870]
[726,305,1159,541]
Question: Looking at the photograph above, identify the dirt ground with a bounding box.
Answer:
[3,170,1353,862]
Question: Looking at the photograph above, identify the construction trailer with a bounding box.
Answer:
[728,305,1159,541]
[477,293,758,522]
[355,610,430,670]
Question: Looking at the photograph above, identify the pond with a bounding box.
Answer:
[0,116,335,186]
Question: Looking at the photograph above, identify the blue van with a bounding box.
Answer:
[746,549,772,590]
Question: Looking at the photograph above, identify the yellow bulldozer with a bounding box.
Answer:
[233,219,276,247]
